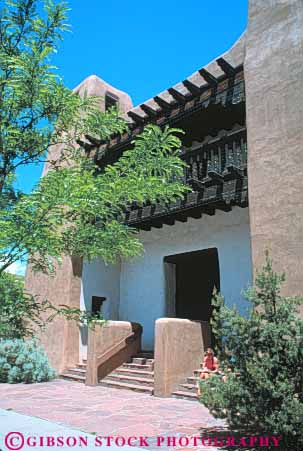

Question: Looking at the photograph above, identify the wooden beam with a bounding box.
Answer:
[199,69,218,87]
[187,210,202,219]
[207,170,224,184]
[175,214,188,223]
[162,217,175,226]
[214,201,232,212]
[202,206,215,216]
[151,220,163,229]
[140,103,159,117]
[168,87,188,103]
[84,134,103,146]
[138,223,151,231]
[127,111,146,124]
[225,165,245,179]
[182,79,201,96]
[188,177,205,190]
[76,138,95,151]
[216,58,236,76]
[154,95,173,110]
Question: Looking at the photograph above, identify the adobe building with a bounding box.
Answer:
[25,0,303,399]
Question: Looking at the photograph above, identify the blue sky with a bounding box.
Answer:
[11,0,248,274]
[17,0,248,194]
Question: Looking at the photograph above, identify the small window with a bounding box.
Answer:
[105,92,118,111]
[91,296,106,314]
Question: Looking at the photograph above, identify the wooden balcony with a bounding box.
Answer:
[124,125,247,231]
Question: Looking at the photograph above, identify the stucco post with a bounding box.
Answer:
[154,318,211,397]
[86,321,142,386]
[245,0,303,300]
[25,256,82,372]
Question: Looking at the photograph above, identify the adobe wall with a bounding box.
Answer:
[119,207,253,350]
[245,0,303,300]
[25,257,82,372]
[79,259,121,361]
[25,76,133,371]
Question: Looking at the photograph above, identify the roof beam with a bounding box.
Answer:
[182,79,201,96]
[140,104,159,117]
[202,206,215,216]
[168,87,188,103]
[84,134,103,146]
[154,95,173,110]
[127,111,146,124]
[214,201,232,212]
[188,210,202,219]
[216,58,236,76]
[175,214,188,223]
[162,217,175,226]
[138,223,151,231]
[199,68,218,87]
[151,220,163,229]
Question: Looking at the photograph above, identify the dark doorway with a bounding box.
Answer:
[164,248,220,322]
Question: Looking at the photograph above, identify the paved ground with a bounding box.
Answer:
[0,379,226,450]
[0,409,138,451]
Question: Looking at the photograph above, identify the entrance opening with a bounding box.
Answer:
[164,248,220,322]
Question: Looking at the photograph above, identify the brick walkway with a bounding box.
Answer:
[0,379,226,450]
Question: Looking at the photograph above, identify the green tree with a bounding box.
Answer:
[0,0,188,335]
[200,254,303,450]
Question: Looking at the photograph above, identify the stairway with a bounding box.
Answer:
[99,351,154,394]
[60,359,87,383]
[61,353,202,402]
[60,352,155,395]
[171,365,204,401]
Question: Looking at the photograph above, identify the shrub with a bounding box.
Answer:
[0,339,56,383]
[0,272,105,339]
[200,254,303,451]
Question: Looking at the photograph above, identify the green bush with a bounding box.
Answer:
[0,339,56,383]
[0,272,106,340]
[200,254,303,451]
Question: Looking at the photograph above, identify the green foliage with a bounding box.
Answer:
[0,1,188,339]
[0,271,106,339]
[0,0,188,275]
[0,339,55,383]
[200,254,303,450]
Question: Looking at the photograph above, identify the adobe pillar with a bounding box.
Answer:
[245,0,303,297]
[25,76,133,371]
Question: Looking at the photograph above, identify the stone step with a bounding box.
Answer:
[105,374,154,386]
[67,368,86,376]
[171,390,198,401]
[115,368,154,379]
[187,376,199,384]
[131,357,147,365]
[135,352,154,359]
[180,383,197,392]
[60,372,85,383]
[77,363,87,369]
[122,363,151,370]
[146,359,155,365]
[193,369,203,376]
[99,379,153,394]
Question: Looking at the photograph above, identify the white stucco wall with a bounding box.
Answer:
[119,207,253,350]
[79,259,120,359]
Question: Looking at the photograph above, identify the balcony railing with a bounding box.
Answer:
[125,125,248,229]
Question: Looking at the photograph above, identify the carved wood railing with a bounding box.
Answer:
[183,126,247,189]
[124,126,247,228]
